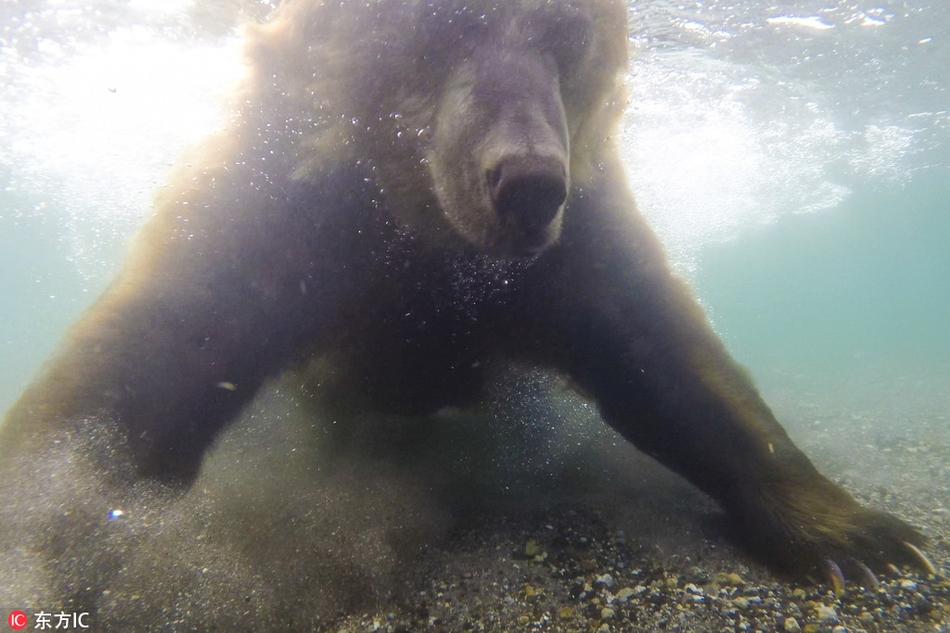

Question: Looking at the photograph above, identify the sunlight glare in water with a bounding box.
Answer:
[1,20,244,276]
[620,55,852,273]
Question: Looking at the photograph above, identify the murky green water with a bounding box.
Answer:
[698,170,950,376]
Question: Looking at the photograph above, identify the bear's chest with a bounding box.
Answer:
[327,248,543,414]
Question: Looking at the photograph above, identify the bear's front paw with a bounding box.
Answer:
[736,478,935,590]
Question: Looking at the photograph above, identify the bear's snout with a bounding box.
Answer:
[488,155,567,242]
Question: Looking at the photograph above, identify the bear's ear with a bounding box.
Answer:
[531,8,595,74]
[237,3,365,183]
[553,1,628,186]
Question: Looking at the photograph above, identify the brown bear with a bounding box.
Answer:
[0,0,931,592]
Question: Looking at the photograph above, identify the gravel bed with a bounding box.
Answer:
[324,364,949,633]
[332,505,948,633]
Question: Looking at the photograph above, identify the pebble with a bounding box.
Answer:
[615,587,636,603]
[594,573,615,590]
[524,539,543,558]
[814,603,838,624]
[714,572,745,586]
[783,616,801,632]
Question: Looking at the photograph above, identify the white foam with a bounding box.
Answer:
[766,16,835,31]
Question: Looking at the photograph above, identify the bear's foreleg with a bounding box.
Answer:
[549,155,931,584]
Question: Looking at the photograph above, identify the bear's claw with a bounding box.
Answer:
[854,560,880,590]
[825,559,846,594]
[824,541,935,594]
[904,540,937,577]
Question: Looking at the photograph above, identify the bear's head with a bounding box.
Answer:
[250,0,628,256]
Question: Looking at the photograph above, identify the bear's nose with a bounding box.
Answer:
[488,156,567,235]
